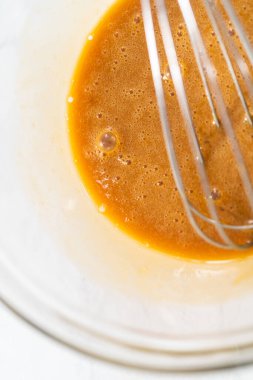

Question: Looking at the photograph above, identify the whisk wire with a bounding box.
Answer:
[209,2,253,109]
[141,0,253,249]
[157,0,237,248]
[178,0,253,213]
[204,0,253,126]
[221,0,253,67]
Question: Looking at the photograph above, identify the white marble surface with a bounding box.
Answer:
[1,302,253,380]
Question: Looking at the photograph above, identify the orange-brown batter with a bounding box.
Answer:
[68,0,253,260]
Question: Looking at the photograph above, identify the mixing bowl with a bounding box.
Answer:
[1,0,253,371]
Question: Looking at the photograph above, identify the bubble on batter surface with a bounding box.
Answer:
[117,155,132,166]
[99,204,107,213]
[228,28,235,36]
[99,132,117,152]
[162,67,171,82]
[134,15,141,24]
[210,188,221,201]
[68,96,74,104]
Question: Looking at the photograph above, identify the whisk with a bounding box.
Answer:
[141,0,253,250]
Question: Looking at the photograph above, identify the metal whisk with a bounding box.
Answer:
[141,0,253,250]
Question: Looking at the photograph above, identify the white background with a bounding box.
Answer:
[1,303,253,380]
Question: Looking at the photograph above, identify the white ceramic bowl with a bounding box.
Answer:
[1,0,253,371]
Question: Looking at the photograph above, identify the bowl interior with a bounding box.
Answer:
[1,0,253,370]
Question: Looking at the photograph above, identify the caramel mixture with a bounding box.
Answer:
[68,0,253,260]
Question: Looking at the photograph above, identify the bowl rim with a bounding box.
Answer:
[1,247,253,372]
